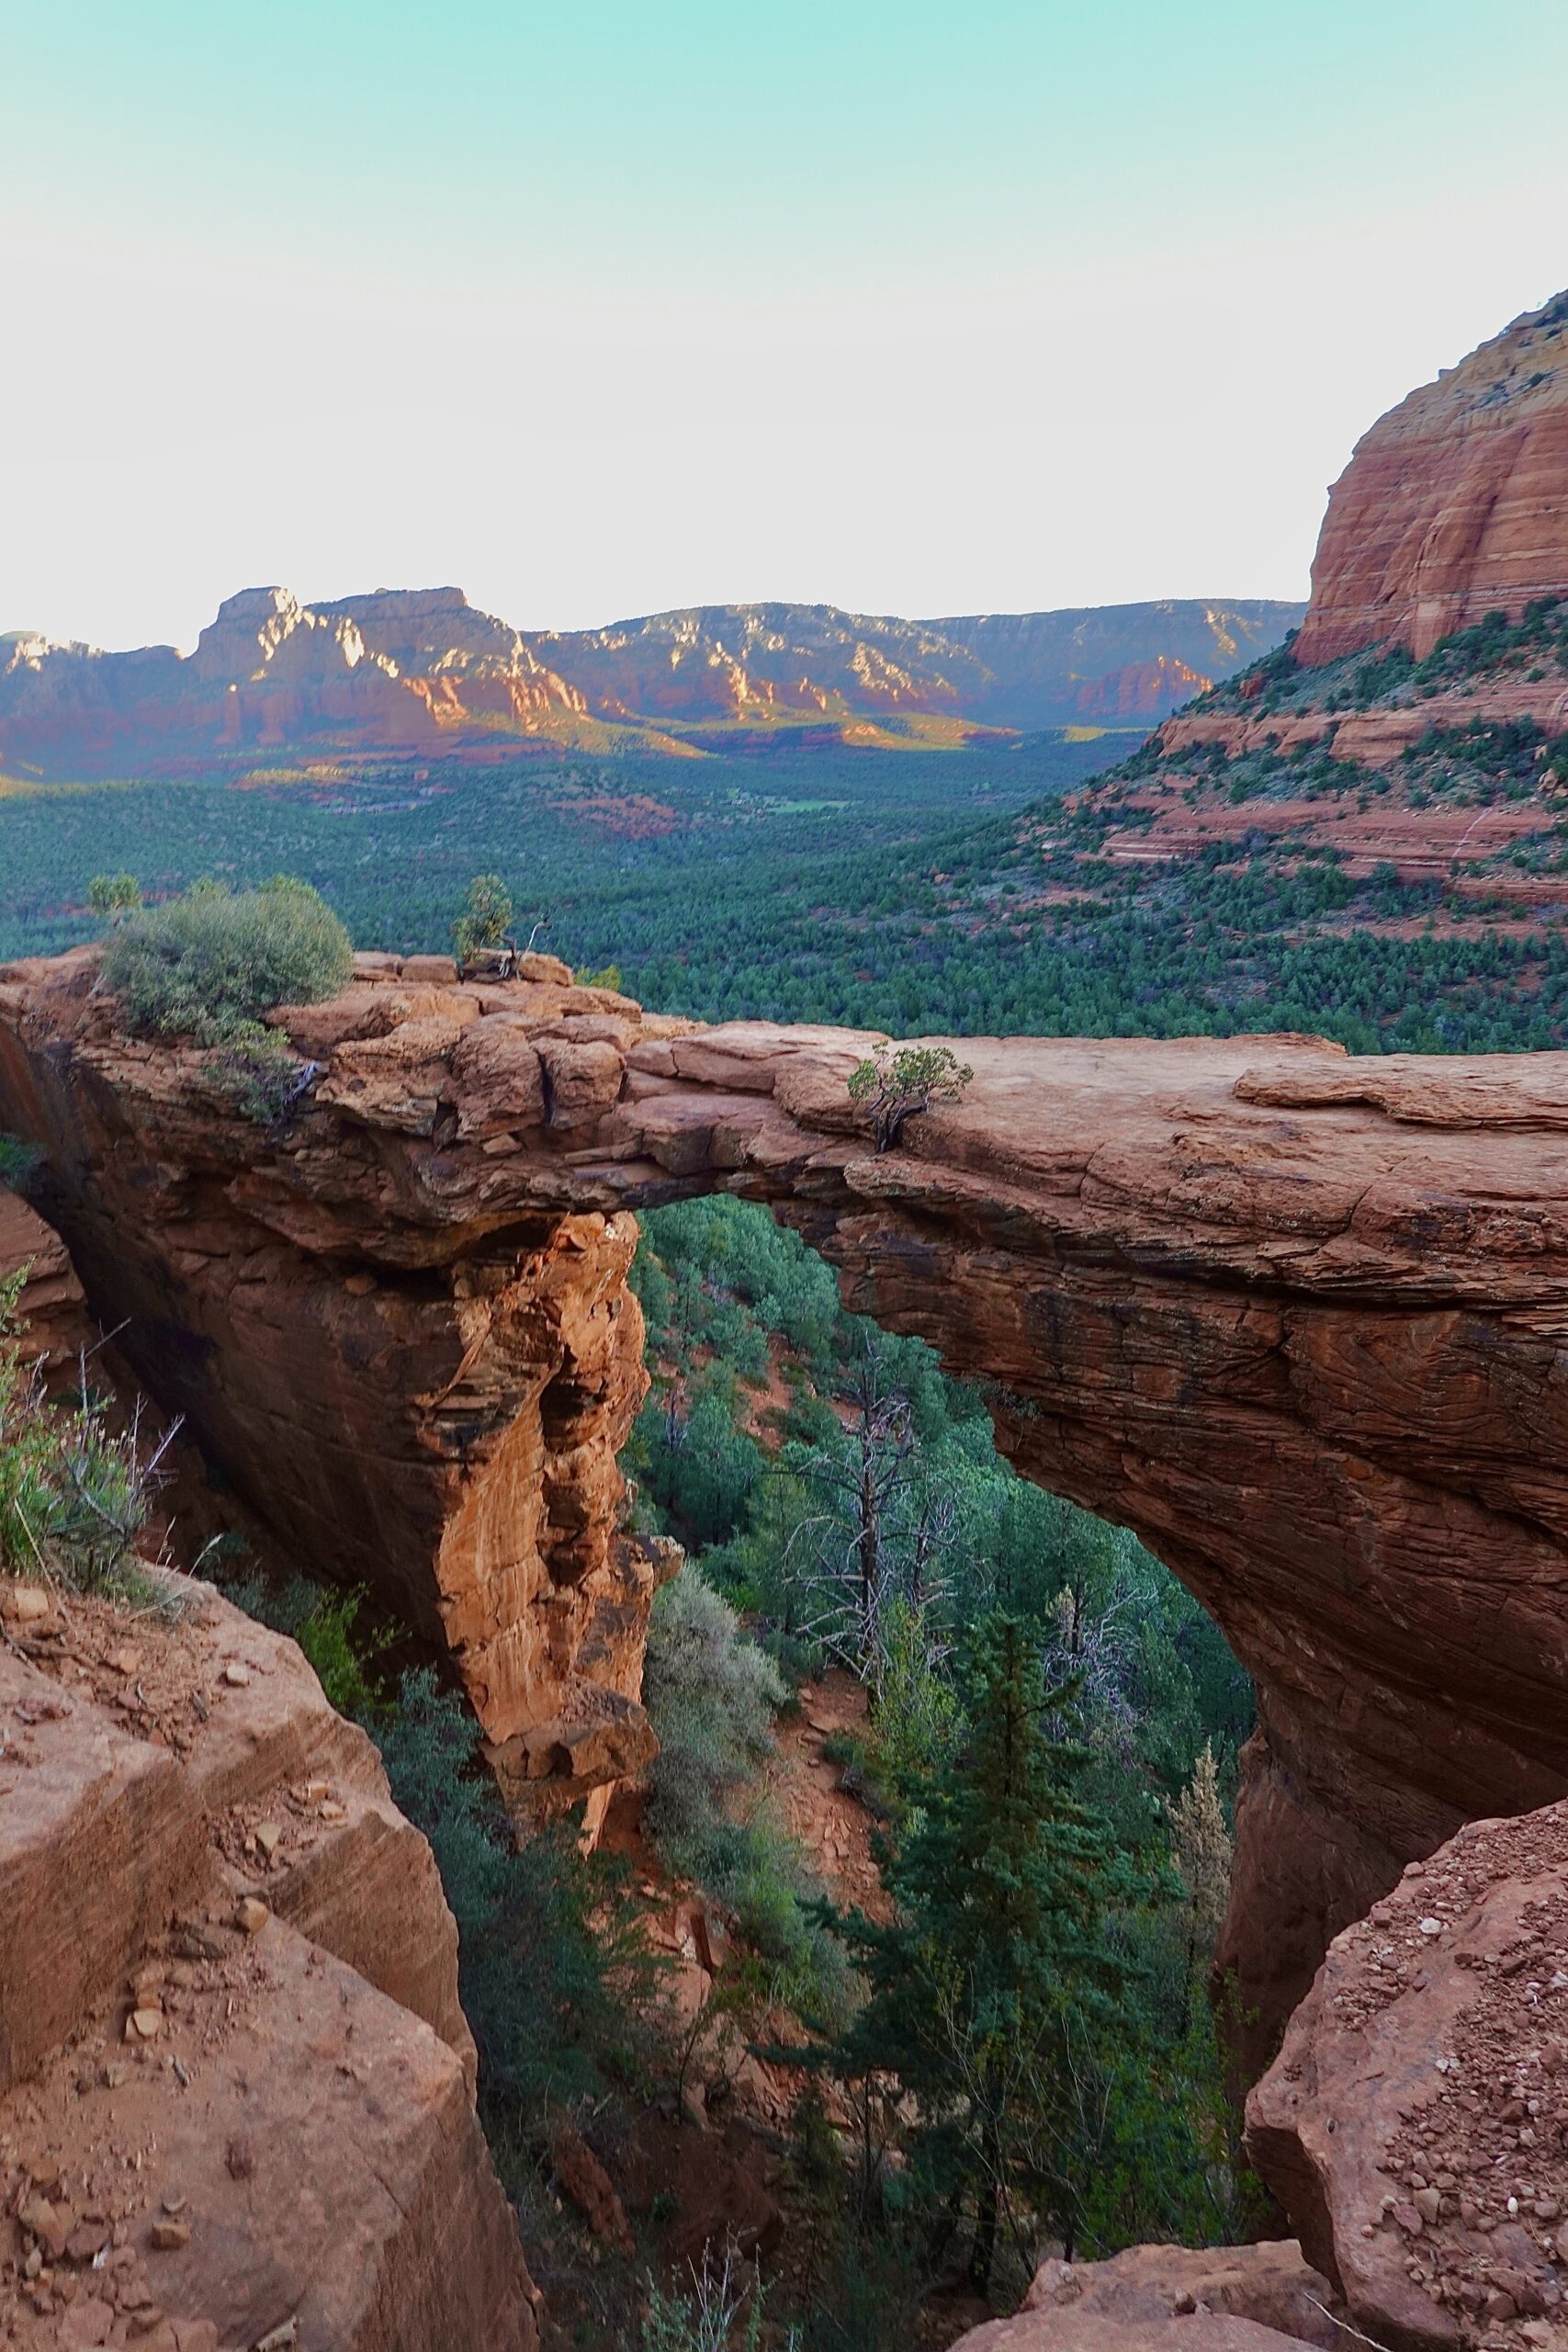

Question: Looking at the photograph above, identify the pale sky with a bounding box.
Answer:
[4,0,1567,652]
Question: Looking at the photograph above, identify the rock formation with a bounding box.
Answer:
[879,1761,1568,2348]
[0,1562,537,2349]
[1294,291,1568,666]
[0,587,592,777]
[530,601,1300,733]
[999,292,1568,922]
[950,2241,1343,2351]
[1247,1792,1568,2351]
[0,1188,96,1379]
[8,953,1568,2053]
[0,595,1303,776]
[0,951,682,1839]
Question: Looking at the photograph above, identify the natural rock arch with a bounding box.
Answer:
[6,946,1568,2059]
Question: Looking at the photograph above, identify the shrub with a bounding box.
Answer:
[87,872,142,922]
[454,874,513,964]
[217,1570,393,1722]
[378,1668,663,2119]
[642,1566,848,2011]
[100,876,353,1046]
[200,1030,314,1125]
[0,1270,173,1600]
[642,2248,767,2352]
[0,1134,41,1192]
[847,1043,974,1151]
[642,1566,786,1875]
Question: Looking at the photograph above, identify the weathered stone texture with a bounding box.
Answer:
[0,1568,536,2349]
[8,956,1568,2052]
[1293,290,1568,663]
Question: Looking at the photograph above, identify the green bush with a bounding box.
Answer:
[100,876,353,1046]
[378,1668,663,2119]
[218,1570,392,1721]
[642,1566,784,1870]
[641,2251,765,2352]
[87,872,142,922]
[0,1270,170,1600]
[0,1134,41,1192]
[454,873,513,964]
[642,1566,848,2011]
[847,1042,974,1151]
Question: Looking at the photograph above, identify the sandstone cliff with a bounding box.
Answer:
[9,953,1568,2057]
[1295,292,1568,666]
[531,601,1300,733]
[993,293,1568,915]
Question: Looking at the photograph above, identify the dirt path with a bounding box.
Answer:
[770,1669,894,1927]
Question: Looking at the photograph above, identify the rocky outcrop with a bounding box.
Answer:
[0,952,681,1838]
[1247,1794,1568,2351]
[8,956,1568,2054]
[1073,654,1211,720]
[0,594,1303,776]
[1293,291,1568,665]
[1059,293,1568,910]
[949,2242,1342,2351]
[0,1188,97,1378]
[0,1565,537,2349]
[0,587,592,776]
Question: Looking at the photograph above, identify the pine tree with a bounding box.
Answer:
[1168,1741,1232,1964]
[829,1613,1149,2289]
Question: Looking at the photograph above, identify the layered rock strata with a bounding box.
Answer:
[8,956,1568,2046]
[0,953,674,1836]
[0,1566,536,2349]
[1294,291,1568,666]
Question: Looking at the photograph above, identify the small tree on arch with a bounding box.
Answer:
[848,1042,974,1152]
[454,874,514,966]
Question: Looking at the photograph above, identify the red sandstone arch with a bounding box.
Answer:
[6,948,1568,2061]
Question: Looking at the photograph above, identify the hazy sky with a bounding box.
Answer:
[5,0,1567,650]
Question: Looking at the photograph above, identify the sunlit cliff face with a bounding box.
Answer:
[1295,290,1568,665]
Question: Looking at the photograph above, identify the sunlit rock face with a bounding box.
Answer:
[1293,290,1568,666]
[0,591,1302,772]
[8,950,1568,2052]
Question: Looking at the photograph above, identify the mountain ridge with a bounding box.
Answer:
[0,588,1303,776]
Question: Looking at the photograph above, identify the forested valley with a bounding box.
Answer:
[7,602,1568,2343]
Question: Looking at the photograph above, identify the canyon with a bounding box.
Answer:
[7,287,1568,2351]
[8,948,1568,2071]
[11,949,1568,2347]
[0,594,1303,777]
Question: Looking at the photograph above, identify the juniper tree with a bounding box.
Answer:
[826,1613,1149,2288]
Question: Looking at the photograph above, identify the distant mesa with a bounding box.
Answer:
[0,585,1304,778]
[1294,288,1568,665]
